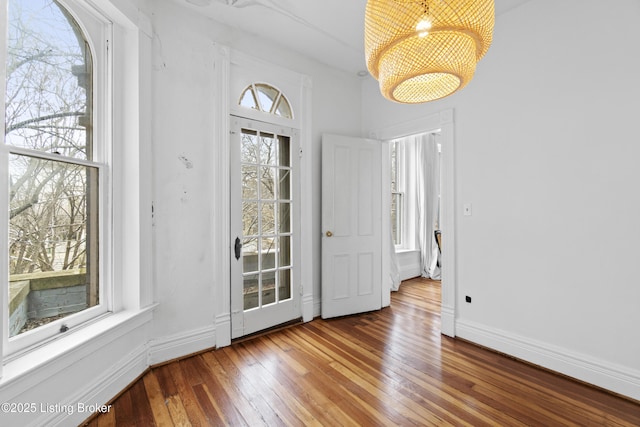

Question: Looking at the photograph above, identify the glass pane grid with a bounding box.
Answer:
[255,84,279,113]
[238,84,293,119]
[241,130,292,310]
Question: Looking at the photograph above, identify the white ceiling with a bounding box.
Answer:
[175,0,533,76]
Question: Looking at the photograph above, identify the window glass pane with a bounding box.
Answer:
[262,271,276,305]
[278,269,291,301]
[278,135,290,167]
[278,169,290,201]
[260,237,276,269]
[261,203,275,235]
[5,0,93,160]
[278,236,291,267]
[391,194,397,244]
[242,237,258,272]
[392,193,402,246]
[391,141,398,192]
[274,97,292,119]
[239,87,258,110]
[391,140,402,246]
[241,130,258,164]
[260,133,276,165]
[8,153,99,337]
[242,202,258,236]
[243,273,259,310]
[255,84,278,113]
[278,202,291,233]
[259,167,276,200]
[241,165,258,199]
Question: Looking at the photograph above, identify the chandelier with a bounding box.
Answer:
[364,0,495,103]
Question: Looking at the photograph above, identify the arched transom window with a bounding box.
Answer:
[239,83,293,119]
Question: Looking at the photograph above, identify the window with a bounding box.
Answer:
[239,83,293,119]
[3,0,109,353]
[390,131,441,253]
[391,140,404,247]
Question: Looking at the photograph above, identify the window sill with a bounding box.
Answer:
[0,305,156,392]
[395,248,419,255]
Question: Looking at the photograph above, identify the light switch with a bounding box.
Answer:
[463,203,472,216]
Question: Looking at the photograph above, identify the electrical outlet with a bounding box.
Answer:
[463,203,472,216]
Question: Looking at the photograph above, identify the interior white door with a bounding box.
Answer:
[321,134,382,319]
[230,117,301,338]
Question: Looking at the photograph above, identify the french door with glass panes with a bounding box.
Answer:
[230,117,300,339]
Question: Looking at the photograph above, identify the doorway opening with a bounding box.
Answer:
[375,108,456,336]
[389,131,442,289]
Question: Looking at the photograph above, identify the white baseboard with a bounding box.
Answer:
[440,305,455,337]
[215,313,231,348]
[38,344,149,427]
[313,299,321,318]
[147,324,216,366]
[302,294,314,322]
[456,319,640,401]
[33,324,216,426]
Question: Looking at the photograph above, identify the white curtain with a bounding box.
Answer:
[416,133,441,280]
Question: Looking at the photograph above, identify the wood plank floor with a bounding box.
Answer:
[84,278,640,426]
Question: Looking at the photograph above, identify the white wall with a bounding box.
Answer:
[149,0,363,342]
[363,0,640,400]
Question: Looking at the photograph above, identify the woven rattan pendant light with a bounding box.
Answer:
[365,0,495,103]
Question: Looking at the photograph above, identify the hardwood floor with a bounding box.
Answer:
[84,278,640,426]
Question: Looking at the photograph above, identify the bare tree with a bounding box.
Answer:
[6,0,92,277]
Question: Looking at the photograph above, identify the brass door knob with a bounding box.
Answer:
[326,231,333,237]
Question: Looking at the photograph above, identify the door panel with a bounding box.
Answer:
[231,118,300,338]
[321,134,382,319]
